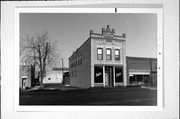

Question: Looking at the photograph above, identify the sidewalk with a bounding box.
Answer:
[28,83,82,92]
[141,86,157,90]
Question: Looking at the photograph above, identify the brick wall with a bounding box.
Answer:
[126,57,157,71]
[69,39,91,88]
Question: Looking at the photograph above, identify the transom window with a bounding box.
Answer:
[115,49,120,61]
[97,48,103,60]
[106,48,112,60]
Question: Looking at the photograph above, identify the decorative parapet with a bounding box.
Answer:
[90,33,104,38]
[90,25,126,41]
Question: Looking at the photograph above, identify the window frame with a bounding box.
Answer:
[97,48,103,60]
[115,49,120,61]
[106,48,112,60]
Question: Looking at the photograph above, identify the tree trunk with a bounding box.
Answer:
[150,59,153,86]
[31,64,35,87]
[42,42,48,80]
[38,45,43,86]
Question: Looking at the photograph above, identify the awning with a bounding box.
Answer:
[129,69,150,75]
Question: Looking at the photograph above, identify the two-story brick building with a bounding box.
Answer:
[69,25,127,88]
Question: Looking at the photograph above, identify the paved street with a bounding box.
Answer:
[20,87,157,105]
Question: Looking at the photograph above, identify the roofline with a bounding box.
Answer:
[90,32,125,38]
[68,37,91,60]
[90,37,126,41]
[126,56,157,60]
[53,67,69,70]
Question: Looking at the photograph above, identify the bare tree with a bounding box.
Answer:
[20,31,59,86]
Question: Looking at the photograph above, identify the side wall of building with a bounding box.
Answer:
[69,39,91,88]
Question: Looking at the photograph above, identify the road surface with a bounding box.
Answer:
[20,87,157,105]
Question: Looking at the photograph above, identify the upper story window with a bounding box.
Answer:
[115,49,120,61]
[106,48,112,60]
[97,48,103,60]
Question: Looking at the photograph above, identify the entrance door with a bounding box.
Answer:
[22,78,27,89]
[105,66,113,87]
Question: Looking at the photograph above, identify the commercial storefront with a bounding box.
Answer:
[94,66,123,87]
[127,57,157,86]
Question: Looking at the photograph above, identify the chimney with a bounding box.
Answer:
[90,30,93,36]
[112,29,115,33]
[106,25,111,32]
[102,28,105,34]
[122,33,126,38]
[90,30,93,34]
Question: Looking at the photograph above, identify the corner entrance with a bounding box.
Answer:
[105,66,114,87]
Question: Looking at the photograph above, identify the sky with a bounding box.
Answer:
[20,13,157,68]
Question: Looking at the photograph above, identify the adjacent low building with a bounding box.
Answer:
[43,67,69,84]
[126,57,157,86]
[19,66,69,89]
[19,65,31,89]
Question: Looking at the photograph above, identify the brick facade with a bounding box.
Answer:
[69,39,91,88]
[126,57,157,86]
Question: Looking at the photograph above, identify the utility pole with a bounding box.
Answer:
[150,58,153,86]
[62,59,64,74]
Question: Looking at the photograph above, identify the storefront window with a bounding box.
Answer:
[94,66,103,83]
[115,67,123,82]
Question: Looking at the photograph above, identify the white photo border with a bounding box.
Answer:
[14,7,163,112]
